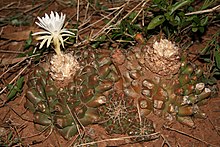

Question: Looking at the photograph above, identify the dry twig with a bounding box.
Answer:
[0,2,16,11]
[185,4,220,15]
[66,104,85,138]
[74,132,160,147]
[161,134,172,147]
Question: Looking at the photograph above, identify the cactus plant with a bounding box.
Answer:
[98,92,155,142]
[25,49,120,139]
[109,34,211,128]
[25,34,212,140]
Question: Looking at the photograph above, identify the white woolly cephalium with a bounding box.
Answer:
[144,39,181,76]
[50,53,80,81]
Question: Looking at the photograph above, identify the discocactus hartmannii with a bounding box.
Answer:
[25,49,120,139]
[25,34,212,141]
[109,34,211,128]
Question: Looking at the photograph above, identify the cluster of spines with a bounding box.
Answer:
[99,92,155,141]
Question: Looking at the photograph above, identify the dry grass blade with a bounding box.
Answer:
[163,125,219,147]
[0,57,27,78]
[8,105,33,122]
[185,4,220,15]
[21,124,53,140]
[74,0,151,46]
[208,117,220,137]
[83,2,90,23]
[116,0,147,26]
[93,0,150,40]
[161,134,171,147]
[76,0,80,43]
[91,2,129,40]
[24,3,44,13]
[131,0,149,27]
[0,60,31,96]
[78,5,121,31]
[74,132,160,147]
[74,1,129,47]
[0,57,27,66]
[136,102,142,127]
[0,50,25,54]
[0,2,16,11]
[0,51,46,98]
[66,104,85,138]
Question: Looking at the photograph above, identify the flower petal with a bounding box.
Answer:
[60,29,75,35]
[35,21,50,32]
[45,13,50,20]
[32,31,51,36]
[47,37,53,48]
[39,38,48,49]
[37,16,48,28]
[33,11,73,51]
[50,11,55,19]
[36,35,52,41]
[58,35,65,48]
[61,34,73,37]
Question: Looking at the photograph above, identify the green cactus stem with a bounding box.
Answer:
[25,35,213,141]
[25,49,120,139]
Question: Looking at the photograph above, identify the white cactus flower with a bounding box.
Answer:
[32,11,80,81]
[32,11,75,55]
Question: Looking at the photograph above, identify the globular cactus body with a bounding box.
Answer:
[25,35,212,140]
[25,50,120,139]
[108,35,211,128]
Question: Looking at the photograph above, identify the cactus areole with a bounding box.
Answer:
[26,33,211,140]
